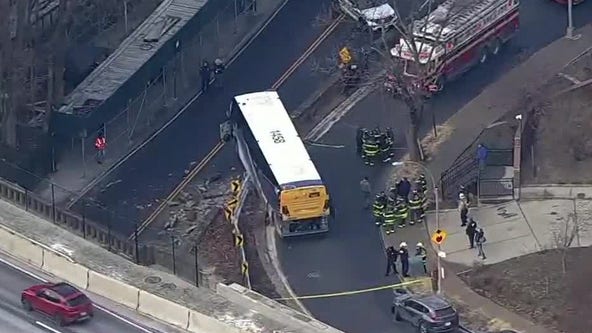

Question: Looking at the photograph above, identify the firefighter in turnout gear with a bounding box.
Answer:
[362,132,380,166]
[395,198,409,228]
[372,192,387,226]
[382,202,397,235]
[408,190,422,225]
[416,242,428,274]
[416,174,428,196]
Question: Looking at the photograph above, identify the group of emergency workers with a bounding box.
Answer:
[357,127,395,166]
[372,175,428,235]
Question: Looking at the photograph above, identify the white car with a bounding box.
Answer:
[335,0,398,31]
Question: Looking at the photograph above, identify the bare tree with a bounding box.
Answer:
[0,0,30,148]
[551,213,580,274]
[372,0,468,161]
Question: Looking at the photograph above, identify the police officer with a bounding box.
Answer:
[416,242,428,274]
[383,203,397,234]
[372,192,387,226]
[399,242,410,277]
[395,198,409,228]
[408,190,422,225]
[362,135,380,166]
[385,246,399,276]
[199,60,211,92]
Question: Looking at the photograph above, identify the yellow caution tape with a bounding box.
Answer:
[274,278,430,301]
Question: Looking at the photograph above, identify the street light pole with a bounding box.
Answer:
[392,161,442,294]
[566,0,580,40]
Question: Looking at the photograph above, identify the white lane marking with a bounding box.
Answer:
[0,256,154,333]
[35,321,63,333]
[304,72,383,142]
[67,0,291,209]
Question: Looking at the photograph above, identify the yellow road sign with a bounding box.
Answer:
[234,233,244,247]
[224,206,234,222]
[231,179,241,197]
[226,198,238,211]
[241,262,249,275]
[339,47,352,64]
[431,229,447,245]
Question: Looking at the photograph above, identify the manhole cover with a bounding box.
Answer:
[161,283,177,290]
[500,330,519,333]
[144,276,162,284]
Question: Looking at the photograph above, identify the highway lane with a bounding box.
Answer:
[0,259,161,333]
[74,0,352,236]
[278,2,592,333]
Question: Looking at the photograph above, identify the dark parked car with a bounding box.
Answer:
[21,282,93,326]
[392,290,459,333]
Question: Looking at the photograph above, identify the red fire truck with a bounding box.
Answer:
[390,0,520,93]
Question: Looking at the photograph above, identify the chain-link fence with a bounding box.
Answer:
[72,0,263,175]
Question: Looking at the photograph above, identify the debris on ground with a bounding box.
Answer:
[460,248,592,333]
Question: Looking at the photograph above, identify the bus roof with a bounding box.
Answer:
[234,91,322,187]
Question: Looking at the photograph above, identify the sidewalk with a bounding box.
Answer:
[36,0,288,205]
[382,24,592,333]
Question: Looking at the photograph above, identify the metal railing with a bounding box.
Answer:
[440,154,479,201]
[0,178,148,263]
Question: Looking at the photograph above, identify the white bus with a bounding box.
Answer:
[225,91,332,237]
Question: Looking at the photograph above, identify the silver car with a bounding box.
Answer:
[392,290,459,333]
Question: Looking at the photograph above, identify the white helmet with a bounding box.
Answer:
[459,193,466,199]
[416,242,424,248]
[400,242,408,248]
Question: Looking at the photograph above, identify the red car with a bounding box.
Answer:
[21,282,94,326]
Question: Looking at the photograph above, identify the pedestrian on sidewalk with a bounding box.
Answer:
[459,193,469,226]
[360,177,372,209]
[385,246,399,276]
[415,242,427,274]
[399,242,410,277]
[466,218,477,248]
[213,58,225,89]
[475,227,487,260]
[200,60,211,92]
[476,144,489,171]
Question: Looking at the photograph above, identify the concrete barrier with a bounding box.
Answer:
[138,290,189,330]
[0,227,44,267]
[87,271,139,309]
[42,251,89,289]
[11,236,45,268]
[0,227,15,253]
[188,310,241,333]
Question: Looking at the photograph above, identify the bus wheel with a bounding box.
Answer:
[479,48,489,64]
[491,38,502,55]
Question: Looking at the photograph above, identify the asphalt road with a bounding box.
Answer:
[278,3,592,333]
[0,260,157,333]
[74,0,355,236]
[70,0,592,332]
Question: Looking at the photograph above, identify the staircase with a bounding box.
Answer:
[440,149,514,204]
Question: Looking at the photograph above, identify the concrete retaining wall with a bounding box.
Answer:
[0,223,243,332]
